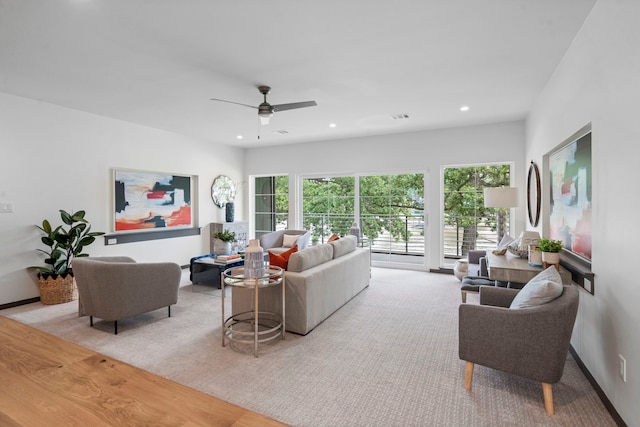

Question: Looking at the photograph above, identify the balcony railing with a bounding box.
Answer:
[302,213,502,261]
[302,213,425,256]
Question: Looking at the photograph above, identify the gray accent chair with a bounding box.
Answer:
[73,256,181,334]
[459,285,579,415]
[259,229,311,254]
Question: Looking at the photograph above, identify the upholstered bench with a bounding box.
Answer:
[460,276,495,303]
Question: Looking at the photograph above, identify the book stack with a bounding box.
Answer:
[215,254,242,265]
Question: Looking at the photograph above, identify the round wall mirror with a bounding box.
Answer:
[211,175,236,208]
[527,161,541,227]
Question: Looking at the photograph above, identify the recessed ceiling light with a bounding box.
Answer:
[236,135,243,139]
[329,123,336,128]
[460,105,470,112]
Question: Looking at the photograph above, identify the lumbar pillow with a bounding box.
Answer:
[510,266,563,309]
[328,233,340,242]
[282,234,300,248]
[269,245,298,270]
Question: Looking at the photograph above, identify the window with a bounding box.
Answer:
[360,174,424,263]
[442,164,511,267]
[302,176,355,241]
[254,175,288,239]
[300,173,425,265]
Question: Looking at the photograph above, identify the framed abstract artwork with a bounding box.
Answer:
[548,129,592,263]
[113,169,195,232]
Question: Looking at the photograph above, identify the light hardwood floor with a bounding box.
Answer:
[0,315,287,426]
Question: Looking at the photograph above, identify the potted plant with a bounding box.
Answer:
[35,209,104,304]
[212,229,236,255]
[538,238,563,267]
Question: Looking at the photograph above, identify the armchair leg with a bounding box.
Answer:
[542,382,554,415]
[464,362,474,390]
[461,291,467,303]
[90,316,93,327]
[168,305,171,317]
[114,320,118,335]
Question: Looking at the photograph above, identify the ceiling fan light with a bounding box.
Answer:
[259,115,271,125]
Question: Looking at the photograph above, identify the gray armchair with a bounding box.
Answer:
[259,229,310,254]
[459,285,579,415]
[73,256,181,334]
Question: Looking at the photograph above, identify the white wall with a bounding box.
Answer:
[245,120,526,270]
[0,92,244,305]
[526,0,639,423]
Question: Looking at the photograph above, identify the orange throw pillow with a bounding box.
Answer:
[269,245,298,270]
[328,234,340,242]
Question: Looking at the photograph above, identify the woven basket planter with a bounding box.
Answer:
[37,273,77,305]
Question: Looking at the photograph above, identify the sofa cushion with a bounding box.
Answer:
[269,245,298,270]
[282,234,300,248]
[330,234,357,259]
[510,266,563,309]
[287,243,333,273]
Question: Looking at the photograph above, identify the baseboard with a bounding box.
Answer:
[0,297,40,310]
[570,345,627,426]
[430,268,453,275]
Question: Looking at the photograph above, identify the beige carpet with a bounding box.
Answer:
[3,268,616,427]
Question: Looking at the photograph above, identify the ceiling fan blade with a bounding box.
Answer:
[272,101,317,112]
[210,98,257,109]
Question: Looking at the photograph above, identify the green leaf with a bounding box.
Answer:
[60,210,73,225]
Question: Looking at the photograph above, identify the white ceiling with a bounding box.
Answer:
[0,0,596,148]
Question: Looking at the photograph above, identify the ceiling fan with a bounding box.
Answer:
[210,85,317,125]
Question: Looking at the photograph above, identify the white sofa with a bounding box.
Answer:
[232,235,370,335]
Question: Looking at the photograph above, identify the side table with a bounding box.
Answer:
[221,266,285,357]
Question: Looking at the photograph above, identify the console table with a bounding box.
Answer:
[487,252,572,286]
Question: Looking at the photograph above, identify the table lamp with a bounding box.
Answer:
[484,187,519,242]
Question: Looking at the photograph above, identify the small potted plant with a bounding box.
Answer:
[35,209,104,304]
[213,229,236,255]
[538,238,563,267]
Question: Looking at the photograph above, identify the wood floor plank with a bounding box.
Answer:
[0,316,288,426]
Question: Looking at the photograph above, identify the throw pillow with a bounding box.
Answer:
[510,266,564,309]
[282,234,300,248]
[328,233,340,242]
[269,245,298,270]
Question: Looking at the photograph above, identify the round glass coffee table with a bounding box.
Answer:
[221,266,285,357]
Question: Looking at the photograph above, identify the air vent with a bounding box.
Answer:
[273,129,289,134]
[390,114,410,120]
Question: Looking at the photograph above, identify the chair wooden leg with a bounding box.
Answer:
[542,382,554,415]
[89,316,93,327]
[461,291,467,303]
[464,362,474,390]
[114,320,118,335]
[168,305,171,317]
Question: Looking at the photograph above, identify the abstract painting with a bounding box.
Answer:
[549,132,592,262]
[114,169,193,231]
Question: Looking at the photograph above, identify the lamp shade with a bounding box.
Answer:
[484,187,519,208]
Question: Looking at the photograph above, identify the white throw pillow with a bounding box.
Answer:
[282,234,300,248]
[510,266,564,309]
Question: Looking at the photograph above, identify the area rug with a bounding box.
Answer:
[2,268,616,427]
